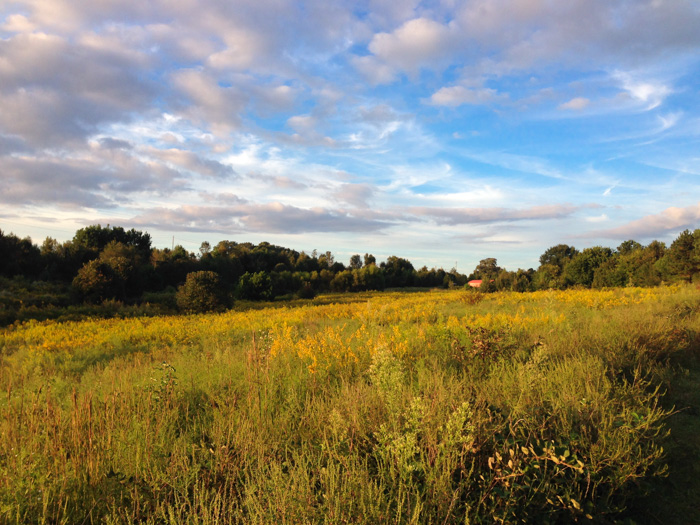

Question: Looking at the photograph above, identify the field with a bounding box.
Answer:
[1,286,699,523]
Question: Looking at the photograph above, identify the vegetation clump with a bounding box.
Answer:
[1,286,698,523]
[175,270,229,313]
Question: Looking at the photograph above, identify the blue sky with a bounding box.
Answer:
[1,0,699,271]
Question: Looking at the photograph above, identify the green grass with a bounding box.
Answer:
[1,286,699,523]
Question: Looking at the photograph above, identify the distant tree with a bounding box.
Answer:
[330,270,354,292]
[295,251,319,272]
[381,256,414,287]
[73,225,151,257]
[199,241,212,257]
[176,271,229,313]
[353,264,385,291]
[616,240,643,256]
[237,271,273,300]
[72,259,124,303]
[563,246,613,287]
[511,269,532,292]
[625,241,665,287]
[0,230,42,278]
[472,258,501,280]
[592,258,627,288]
[533,263,563,290]
[364,253,376,267]
[539,244,578,270]
[349,254,363,270]
[151,244,199,288]
[494,269,513,291]
[318,251,335,270]
[655,229,700,282]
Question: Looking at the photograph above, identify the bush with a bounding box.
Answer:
[72,259,125,303]
[176,271,229,313]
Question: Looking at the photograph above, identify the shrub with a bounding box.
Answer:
[176,271,229,313]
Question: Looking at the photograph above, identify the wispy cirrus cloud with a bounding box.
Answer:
[409,204,582,226]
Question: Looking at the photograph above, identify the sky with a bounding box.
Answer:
[1,0,700,272]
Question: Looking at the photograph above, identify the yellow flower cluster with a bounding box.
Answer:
[0,286,688,377]
[493,286,675,309]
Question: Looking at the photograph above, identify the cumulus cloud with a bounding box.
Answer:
[367,17,454,74]
[1,0,699,268]
[0,146,191,209]
[0,31,155,146]
[352,55,398,85]
[590,203,700,239]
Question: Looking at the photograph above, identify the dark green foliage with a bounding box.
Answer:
[3,222,700,327]
[539,244,579,269]
[175,271,229,312]
[0,230,42,278]
[472,257,501,280]
[73,224,151,256]
[563,246,613,287]
[237,271,273,300]
[72,259,126,303]
[656,229,700,282]
[349,254,363,270]
[382,255,414,287]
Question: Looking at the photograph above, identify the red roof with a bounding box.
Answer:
[468,279,494,288]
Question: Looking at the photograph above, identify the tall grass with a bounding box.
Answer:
[1,286,698,523]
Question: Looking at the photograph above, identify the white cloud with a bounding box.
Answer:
[591,203,700,239]
[429,86,505,107]
[658,112,681,131]
[368,17,453,73]
[613,71,672,110]
[585,214,609,223]
[171,69,247,133]
[352,55,397,85]
[558,97,590,111]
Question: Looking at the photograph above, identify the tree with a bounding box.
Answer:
[0,230,42,278]
[563,246,613,287]
[472,258,500,280]
[364,253,376,267]
[176,271,229,313]
[73,225,151,257]
[381,256,414,287]
[353,264,385,291]
[318,251,335,270]
[539,244,578,270]
[655,229,700,282]
[349,254,363,270]
[616,240,643,255]
[533,263,563,290]
[330,270,354,292]
[592,258,627,288]
[237,271,273,300]
[72,259,125,303]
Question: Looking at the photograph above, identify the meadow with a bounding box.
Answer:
[1,286,699,523]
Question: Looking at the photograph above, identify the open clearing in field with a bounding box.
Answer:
[1,286,699,523]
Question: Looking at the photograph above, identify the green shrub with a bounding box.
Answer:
[175,271,229,313]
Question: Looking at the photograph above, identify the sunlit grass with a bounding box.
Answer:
[1,285,698,523]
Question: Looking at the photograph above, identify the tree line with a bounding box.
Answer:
[1,224,698,313]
